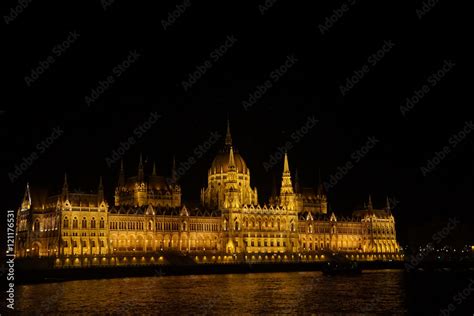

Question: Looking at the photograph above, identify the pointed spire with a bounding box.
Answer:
[152,161,157,176]
[21,182,32,210]
[63,173,68,191]
[225,118,232,146]
[280,151,294,196]
[228,146,236,169]
[118,159,125,186]
[138,153,144,181]
[283,151,290,174]
[98,176,104,202]
[171,156,177,184]
[368,195,373,211]
[386,196,391,213]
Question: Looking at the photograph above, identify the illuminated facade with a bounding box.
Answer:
[15,121,401,263]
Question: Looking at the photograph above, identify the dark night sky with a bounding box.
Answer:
[1,1,470,248]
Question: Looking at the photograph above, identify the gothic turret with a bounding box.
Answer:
[316,169,328,214]
[224,146,240,209]
[138,153,144,183]
[368,195,373,213]
[171,156,177,184]
[119,160,125,187]
[279,152,295,210]
[21,182,32,211]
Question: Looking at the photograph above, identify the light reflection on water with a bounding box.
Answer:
[16,270,407,315]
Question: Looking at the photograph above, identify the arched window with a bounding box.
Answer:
[235,221,239,231]
[149,221,152,231]
[63,217,69,229]
[91,218,96,229]
[73,217,78,229]
[82,217,87,229]
[291,222,295,232]
[34,219,40,232]
[100,218,105,229]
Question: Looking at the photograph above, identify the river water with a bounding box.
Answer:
[13,270,474,315]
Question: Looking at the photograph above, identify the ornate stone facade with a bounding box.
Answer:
[15,121,401,264]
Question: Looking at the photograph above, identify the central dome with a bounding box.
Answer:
[211,148,248,174]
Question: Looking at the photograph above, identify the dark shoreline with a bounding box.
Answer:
[15,260,474,285]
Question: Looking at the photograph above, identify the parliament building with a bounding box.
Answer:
[14,121,401,266]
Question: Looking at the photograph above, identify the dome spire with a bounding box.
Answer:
[228,146,236,169]
[225,118,232,146]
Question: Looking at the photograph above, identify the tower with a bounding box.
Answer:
[316,169,328,214]
[119,160,125,186]
[15,183,33,257]
[115,160,125,206]
[135,154,147,206]
[279,152,295,210]
[138,153,144,182]
[224,146,240,210]
[170,156,181,207]
[201,119,257,209]
[368,195,373,213]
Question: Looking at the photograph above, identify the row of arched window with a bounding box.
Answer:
[63,217,105,229]
[32,217,57,232]
[246,240,287,248]
[369,226,395,235]
[189,223,219,232]
[110,221,145,230]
